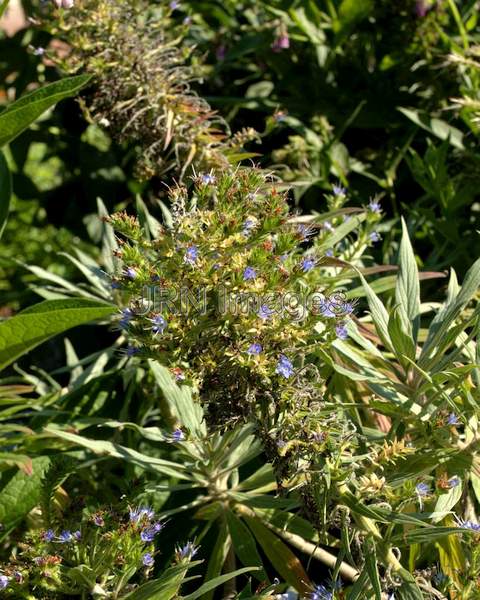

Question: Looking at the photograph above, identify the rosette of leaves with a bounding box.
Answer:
[107,168,357,431]
[46,0,248,180]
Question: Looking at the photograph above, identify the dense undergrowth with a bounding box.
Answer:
[1,1,480,598]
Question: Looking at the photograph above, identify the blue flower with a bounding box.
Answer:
[325,248,334,257]
[200,173,216,185]
[143,552,155,567]
[119,307,135,330]
[183,16,192,25]
[243,266,257,281]
[308,583,333,600]
[323,221,334,233]
[169,0,180,9]
[369,231,381,243]
[177,541,198,560]
[416,482,430,497]
[242,219,256,235]
[93,515,104,527]
[0,576,8,591]
[300,257,316,272]
[332,184,346,197]
[447,413,460,426]
[57,530,74,543]
[258,304,275,320]
[319,301,336,318]
[129,506,155,524]
[335,323,348,340]
[277,439,287,448]
[150,314,167,335]
[126,345,140,357]
[368,198,382,213]
[448,476,461,488]
[247,343,262,355]
[276,355,294,379]
[185,245,199,265]
[42,529,55,542]
[141,522,164,542]
[171,428,185,442]
[457,519,480,532]
[74,530,81,540]
[124,267,138,280]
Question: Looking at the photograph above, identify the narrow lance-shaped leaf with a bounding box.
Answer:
[396,218,420,344]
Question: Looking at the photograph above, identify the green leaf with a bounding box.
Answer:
[364,540,382,600]
[396,218,420,344]
[44,427,191,479]
[0,299,115,372]
[359,273,393,351]
[0,148,11,240]
[244,516,311,594]
[0,457,50,527]
[398,107,465,150]
[226,510,267,581]
[0,75,91,147]
[201,521,230,600]
[431,483,463,524]
[124,562,193,600]
[182,567,258,600]
[0,0,9,18]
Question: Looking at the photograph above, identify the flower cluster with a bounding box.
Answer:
[107,168,361,429]
[45,0,256,180]
[0,505,197,597]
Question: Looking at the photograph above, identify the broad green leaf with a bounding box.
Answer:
[226,510,267,581]
[182,567,258,600]
[44,427,190,480]
[244,516,311,594]
[0,299,115,371]
[124,562,193,600]
[0,456,50,526]
[398,107,465,150]
[396,218,420,343]
[0,148,11,240]
[431,484,463,524]
[0,75,91,147]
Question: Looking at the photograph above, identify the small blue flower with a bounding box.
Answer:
[242,219,256,236]
[200,173,216,185]
[143,552,155,567]
[416,483,430,497]
[277,439,287,448]
[169,0,180,9]
[308,583,333,600]
[457,519,480,532]
[0,576,9,591]
[325,248,334,257]
[447,413,460,426]
[300,257,316,272]
[342,301,354,315]
[58,530,74,543]
[126,345,140,357]
[93,515,104,527]
[171,428,185,442]
[297,224,314,241]
[258,304,275,320]
[243,266,257,281]
[368,198,382,214]
[369,231,381,243]
[130,506,155,524]
[276,355,294,379]
[111,280,121,289]
[125,267,138,280]
[33,47,46,56]
[247,343,262,355]
[319,301,336,318]
[177,541,198,560]
[323,221,334,233]
[150,314,167,335]
[141,522,164,542]
[183,15,192,25]
[74,530,81,540]
[119,307,135,330]
[42,529,55,542]
[335,323,348,340]
[185,245,199,265]
[432,571,447,585]
[448,476,461,488]
[332,184,346,197]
